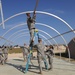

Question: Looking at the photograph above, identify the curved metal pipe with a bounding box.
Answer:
[1,22,70,61]
[2,23,67,44]
[11,32,52,45]
[7,29,58,45]
[0,11,74,33]
[13,35,47,45]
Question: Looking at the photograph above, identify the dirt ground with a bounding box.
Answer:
[8,52,75,64]
[0,52,75,75]
[8,52,37,59]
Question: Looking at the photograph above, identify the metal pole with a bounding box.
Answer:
[0,0,5,29]
[0,36,13,44]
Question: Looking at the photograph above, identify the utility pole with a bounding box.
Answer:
[0,0,5,29]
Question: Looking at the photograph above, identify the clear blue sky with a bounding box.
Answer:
[0,0,75,46]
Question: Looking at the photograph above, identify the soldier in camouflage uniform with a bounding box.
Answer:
[3,46,8,63]
[36,38,48,74]
[22,44,29,62]
[26,11,36,47]
[0,46,4,65]
[45,45,54,70]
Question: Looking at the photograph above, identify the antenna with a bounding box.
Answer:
[0,0,5,29]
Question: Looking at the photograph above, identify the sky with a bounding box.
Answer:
[0,0,75,46]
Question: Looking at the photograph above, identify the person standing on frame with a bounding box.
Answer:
[26,11,36,47]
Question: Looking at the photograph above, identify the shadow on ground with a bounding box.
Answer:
[6,62,46,74]
[13,59,23,62]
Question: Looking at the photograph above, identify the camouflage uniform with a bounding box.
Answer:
[0,48,4,65]
[36,42,47,73]
[45,48,54,70]
[22,45,29,61]
[27,13,36,46]
[3,46,8,62]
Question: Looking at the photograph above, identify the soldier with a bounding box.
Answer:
[26,11,36,47]
[22,43,29,62]
[3,46,8,63]
[36,38,48,74]
[45,45,54,70]
[0,46,4,65]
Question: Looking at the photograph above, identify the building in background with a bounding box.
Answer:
[68,37,75,59]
